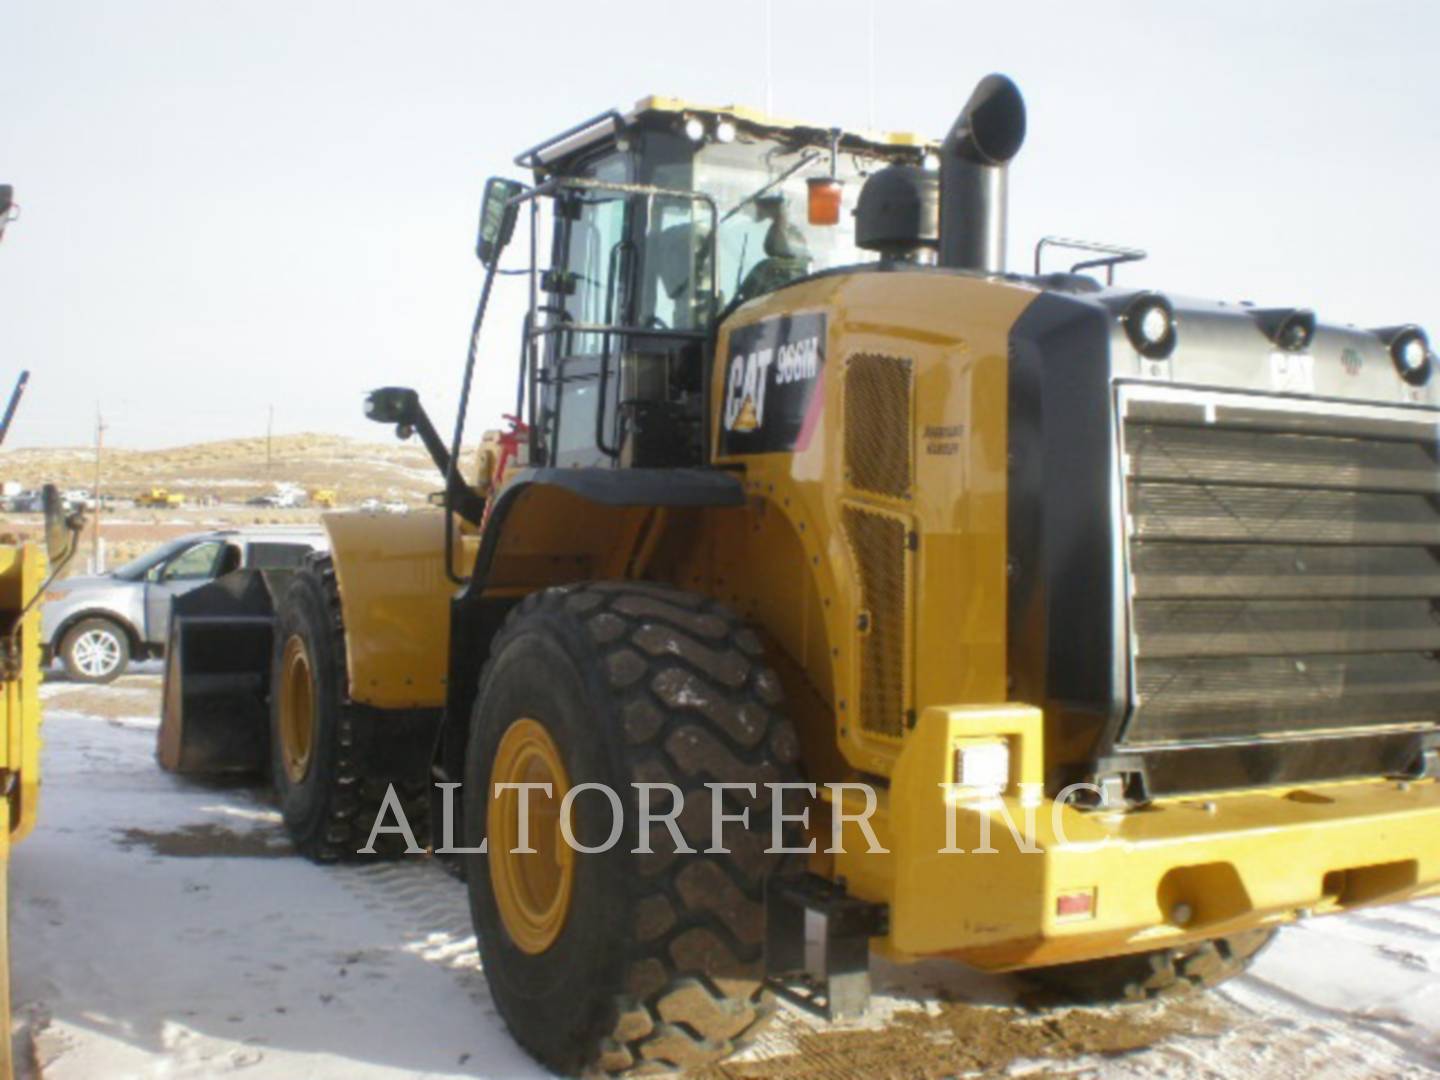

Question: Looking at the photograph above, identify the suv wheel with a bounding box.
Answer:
[60,617,130,683]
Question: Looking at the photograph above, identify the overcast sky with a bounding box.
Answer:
[1,0,1436,449]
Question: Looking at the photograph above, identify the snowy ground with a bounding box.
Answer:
[11,672,1440,1078]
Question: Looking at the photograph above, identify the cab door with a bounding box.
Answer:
[543,153,635,468]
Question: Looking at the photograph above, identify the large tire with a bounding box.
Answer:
[464,581,803,1076]
[269,554,429,861]
[59,616,130,683]
[1026,928,1276,1003]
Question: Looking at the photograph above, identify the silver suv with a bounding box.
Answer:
[42,526,327,682]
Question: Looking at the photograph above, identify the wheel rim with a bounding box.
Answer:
[72,628,121,678]
[489,717,573,955]
[278,634,316,784]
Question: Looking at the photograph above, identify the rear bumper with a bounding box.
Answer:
[832,704,1440,970]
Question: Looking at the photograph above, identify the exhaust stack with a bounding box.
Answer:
[938,75,1027,273]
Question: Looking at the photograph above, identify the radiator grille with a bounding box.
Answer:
[845,354,913,499]
[1120,393,1440,747]
[843,505,909,737]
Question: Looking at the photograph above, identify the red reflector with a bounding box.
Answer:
[1056,890,1095,918]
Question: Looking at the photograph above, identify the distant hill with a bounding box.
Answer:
[0,432,446,504]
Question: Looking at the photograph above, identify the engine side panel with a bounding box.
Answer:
[708,270,1039,778]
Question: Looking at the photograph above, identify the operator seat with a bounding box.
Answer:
[735,217,812,304]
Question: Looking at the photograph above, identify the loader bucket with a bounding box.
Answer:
[158,569,286,776]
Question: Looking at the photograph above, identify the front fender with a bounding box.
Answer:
[322,510,467,710]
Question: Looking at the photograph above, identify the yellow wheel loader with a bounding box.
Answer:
[1,186,85,1079]
[162,77,1440,1075]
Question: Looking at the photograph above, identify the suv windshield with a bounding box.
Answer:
[112,537,198,581]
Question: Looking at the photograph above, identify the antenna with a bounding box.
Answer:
[867,0,877,131]
[764,0,774,115]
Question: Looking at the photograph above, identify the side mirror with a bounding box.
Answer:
[476,177,526,267]
[364,387,421,426]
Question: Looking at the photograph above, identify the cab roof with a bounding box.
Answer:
[517,95,938,172]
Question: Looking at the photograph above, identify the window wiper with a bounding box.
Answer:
[720,151,823,223]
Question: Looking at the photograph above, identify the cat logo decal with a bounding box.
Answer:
[719,312,826,455]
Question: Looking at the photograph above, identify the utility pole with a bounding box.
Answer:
[92,408,105,573]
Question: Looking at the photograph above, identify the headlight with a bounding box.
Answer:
[1122,293,1177,359]
[953,739,1010,797]
[683,116,706,142]
[714,120,736,144]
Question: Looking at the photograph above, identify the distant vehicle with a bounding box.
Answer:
[41,526,328,682]
[62,488,96,510]
[358,497,382,512]
[310,488,338,509]
[136,487,185,508]
[249,483,307,509]
[381,501,409,515]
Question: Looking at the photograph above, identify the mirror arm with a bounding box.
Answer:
[406,402,487,526]
[441,245,508,584]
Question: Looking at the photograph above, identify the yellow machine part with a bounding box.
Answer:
[0,540,47,1080]
[699,268,1040,779]
[0,542,45,844]
[323,510,474,709]
[831,704,1440,967]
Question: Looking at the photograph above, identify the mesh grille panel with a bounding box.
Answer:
[1120,396,1440,747]
[845,354,913,498]
[844,505,908,737]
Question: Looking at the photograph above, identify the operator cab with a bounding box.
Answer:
[511,99,935,469]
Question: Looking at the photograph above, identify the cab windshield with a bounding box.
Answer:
[697,138,886,312]
[643,133,903,327]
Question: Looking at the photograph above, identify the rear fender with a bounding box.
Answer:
[436,467,746,795]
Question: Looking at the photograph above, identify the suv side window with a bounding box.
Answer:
[159,540,224,582]
[247,542,314,570]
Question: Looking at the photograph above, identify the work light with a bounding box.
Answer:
[1374,325,1432,386]
[1122,293,1177,359]
[1395,329,1431,384]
